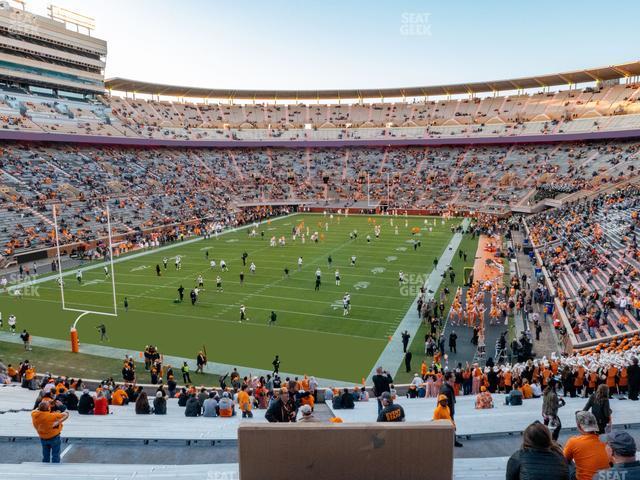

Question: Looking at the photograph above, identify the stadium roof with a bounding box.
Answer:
[105,60,640,100]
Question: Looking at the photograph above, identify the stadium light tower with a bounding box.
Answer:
[52,204,118,353]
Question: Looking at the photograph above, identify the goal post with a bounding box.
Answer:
[366,172,391,209]
[52,203,118,352]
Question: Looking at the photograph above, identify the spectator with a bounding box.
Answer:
[563,411,609,480]
[77,389,94,415]
[135,391,152,415]
[298,404,319,422]
[218,391,236,418]
[583,384,612,435]
[111,386,129,406]
[63,389,78,411]
[594,431,640,480]
[506,421,569,480]
[377,391,405,422]
[542,381,565,440]
[237,384,253,418]
[506,386,524,406]
[185,394,201,417]
[31,401,69,464]
[475,386,493,409]
[93,391,109,415]
[265,389,296,423]
[202,391,218,417]
[153,391,167,415]
[340,388,355,409]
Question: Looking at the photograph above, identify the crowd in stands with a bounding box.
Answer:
[2,82,640,146]
[0,139,637,258]
[527,185,640,345]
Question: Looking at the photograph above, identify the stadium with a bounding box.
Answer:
[0,1,639,479]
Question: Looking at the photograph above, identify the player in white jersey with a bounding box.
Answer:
[197,275,204,287]
[210,259,216,269]
[239,305,247,323]
[163,257,168,269]
[104,265,110,278]
[76,270,83,283]
[298,256,303,271]
[350,255,357,267]
[343,295,349,316]
[335,270,341,286]
[175,256,182,270]
[8,314,16,334]
[249,262,256,274]
[220,260,228,271]
[398,271,405,285]
[216,276,223,292]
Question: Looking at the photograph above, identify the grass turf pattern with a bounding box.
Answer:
[0,214,460,383]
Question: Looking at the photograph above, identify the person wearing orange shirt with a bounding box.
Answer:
[503,369,513,393]
[237,385,253,418]
[606,366,618,393]
[520,379,533,399]
[111,386,129,406]
[564,411,609,480]
[618,367,628,395]
[433,394,454,425]
[31,401,69,463]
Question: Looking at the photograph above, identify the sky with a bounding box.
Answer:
[24,0,640,91]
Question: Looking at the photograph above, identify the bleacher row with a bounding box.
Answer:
[1,82,640,142]
[528,185,640,346]
[1,139,637,256]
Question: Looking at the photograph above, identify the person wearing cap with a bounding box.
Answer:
[433,394,454,423]
[31,401,69,463]
[595,431,640,480]
[218,391,235,417]
[377,391,405,422]
[439,370,463,447]
[153,391,167,415]
[563,411,609,480]
[298,404,319,423]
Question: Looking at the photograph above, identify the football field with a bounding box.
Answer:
[0,213,462,382]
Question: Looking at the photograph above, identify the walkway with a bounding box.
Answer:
[366,219,470,382]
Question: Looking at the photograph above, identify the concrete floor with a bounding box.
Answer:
[3,426,637,464]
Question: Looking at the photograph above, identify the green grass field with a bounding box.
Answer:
[0,213,462,383]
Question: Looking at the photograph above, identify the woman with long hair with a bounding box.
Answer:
[135,391,152,414]
[506,422,569,480]
[583,384,612,434]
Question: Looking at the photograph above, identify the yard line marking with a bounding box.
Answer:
[13,296,387,342]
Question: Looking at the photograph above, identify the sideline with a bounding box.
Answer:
[366,218,470,382]
[0,331,346,388]
[6,213,297,292]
